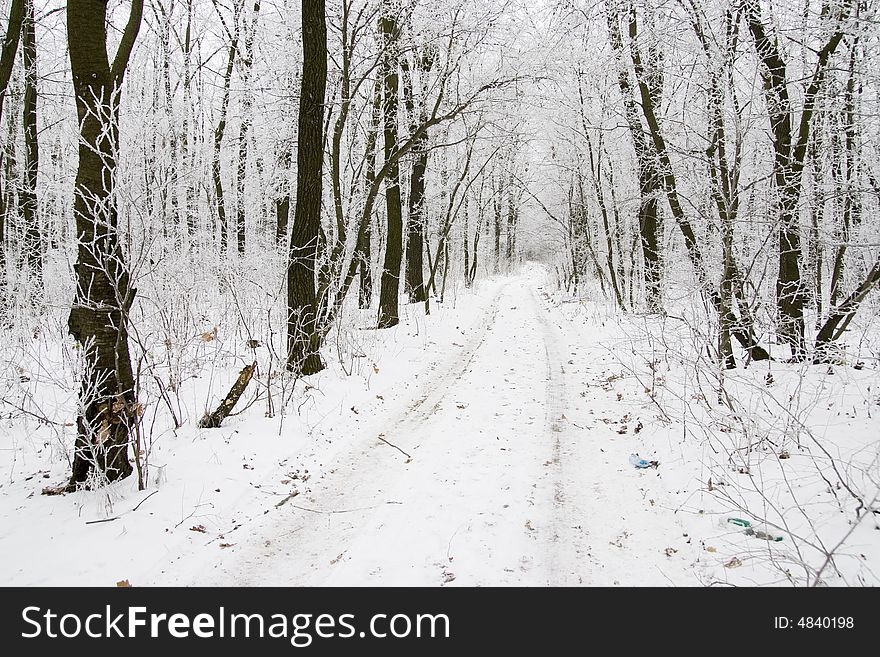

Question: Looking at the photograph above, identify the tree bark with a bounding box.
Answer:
[402,49,434,303]
[377,6,403,328]
[212,0,240,253]
[66,0,143,489]
[357,80,382,309]
[828,41,859,307]
[0,0,24,294]
[600,15,661,311]
[492,171,501,273]
[0,0,23,122]
[236,0,260,255]
[21,0,39,284]
[275,193,289,245]
[286,0,326,374]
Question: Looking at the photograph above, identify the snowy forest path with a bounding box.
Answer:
[153,270,696,586]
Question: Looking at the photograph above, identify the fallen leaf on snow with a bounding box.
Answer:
[117,579,131,587]
[190,525,207,533]
[724,556,742,569]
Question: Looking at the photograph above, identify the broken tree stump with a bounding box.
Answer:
[199,361,257,428]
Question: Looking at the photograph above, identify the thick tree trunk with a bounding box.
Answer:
[65,0,143,489]
[0,0,23,122]
[286,0,326,374]
[377,7,403,329]
[21,0,39,284]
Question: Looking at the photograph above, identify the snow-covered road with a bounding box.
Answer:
[153,271,699,586]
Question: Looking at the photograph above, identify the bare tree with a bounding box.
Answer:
[743,0,851,360]
[65,0,143,489]
[286,0,327,374]
[0,0,24,293]
[20,0,38,284]
[377,2,404,328]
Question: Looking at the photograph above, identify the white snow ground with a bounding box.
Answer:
[1,265,877,586]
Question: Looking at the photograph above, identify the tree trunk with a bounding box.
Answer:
[236,1,260,255]
[212,1,240,253]
[598,18,660,311]
[463,196,470,287]
[743,0,848,360]
[181,0,196,237]
[65,0,143,489]
[377,6,403,329]
[275,194,289,245]
[0,0,23,122]
[608,2,769,360]
[0,0,24,294]
[505,179,517,263]
[356,79,381,310]
[637,47,662,311]
[828,42,859,308]
[286,0,326,374]
[21,0,39,284]
[402,49,434,304]
[814,258,880,358]
[492,172,501,273]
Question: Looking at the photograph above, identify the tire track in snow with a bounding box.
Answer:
[529,285,592,585]
[380,283,508,453]
[180,283,509,586]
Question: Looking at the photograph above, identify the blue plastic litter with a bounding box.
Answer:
[629,454,652,469]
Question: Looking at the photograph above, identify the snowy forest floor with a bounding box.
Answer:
[1,264,878,586]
